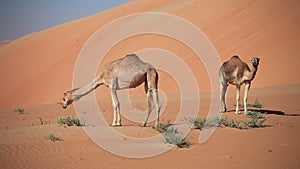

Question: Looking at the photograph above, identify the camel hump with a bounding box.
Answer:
[231,55,240,59]
[124,54,142,64]
[123,54,153,68]
[126,53,137,57]
[125,53,139,59]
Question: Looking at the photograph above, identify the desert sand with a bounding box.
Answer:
[0,0,300,169]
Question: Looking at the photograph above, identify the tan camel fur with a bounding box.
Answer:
[219,55,260,114]
[62,54,161,127]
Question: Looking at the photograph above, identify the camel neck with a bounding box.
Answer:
[249,65,258,80]
[72,76,102,101]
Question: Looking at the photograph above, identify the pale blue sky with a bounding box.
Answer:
[0,0,129,40]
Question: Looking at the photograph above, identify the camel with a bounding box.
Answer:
[62,54,161,127]
[219,55,260,114]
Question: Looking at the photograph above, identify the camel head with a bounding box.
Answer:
[250,57,260,67]
[62,91,73,109]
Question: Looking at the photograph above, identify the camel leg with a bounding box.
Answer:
[235,85,241,114]
[220,81,228,113]
[145,69,160,127]
[152,89,161,127]
[143,89,154,127]
[110,88,121,126]
[244,82,251,115]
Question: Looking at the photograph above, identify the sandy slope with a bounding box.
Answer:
[0,0,300,169]
[0,94,299,169]
[0,0,299,108]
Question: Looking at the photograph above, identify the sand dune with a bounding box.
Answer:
[0,0,299,109]
[0,1,300,169]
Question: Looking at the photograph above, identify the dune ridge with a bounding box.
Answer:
[0,0,299,109]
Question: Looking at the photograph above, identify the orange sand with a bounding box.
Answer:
[0,0,299,169]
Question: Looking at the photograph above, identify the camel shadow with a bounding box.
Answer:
[248,108,285,115]
[227,108,300,116]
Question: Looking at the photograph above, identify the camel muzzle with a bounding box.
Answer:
[62,104,68,109]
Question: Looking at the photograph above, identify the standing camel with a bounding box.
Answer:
[62,54,161,127]
[219,55,260,114]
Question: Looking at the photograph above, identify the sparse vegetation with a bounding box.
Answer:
[219,117,247,129]
[190,111,267,130]
[57,116,84,126]
[235,98,263,109]
[47,133,62,142]
[38,117,50,125]
[245,111,267,128]
[189,116,223,129]
[247,99,263,108]
[154,122,190,148]
[14,107,25,114]
[162,127,190,148]
[189,117,206,130]
[38,117,44,125]
[154,121,172,133]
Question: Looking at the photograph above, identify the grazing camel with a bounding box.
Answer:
[219,55,260,114]
[62,54,161,127]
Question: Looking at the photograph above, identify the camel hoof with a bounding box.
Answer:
[235,111,241,115]
[112,123,122,127]
[220,108,227,113]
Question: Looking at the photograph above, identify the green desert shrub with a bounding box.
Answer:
[245,111,266,128]
[14,107,25,114]
[234,99,263,109]
[189,117,206,130]
[247,99,263,108]
[190,111,266,130]
[154,122,172,133]
[56,116,84,126]
[47,133,62,142]
[163,127,190,148]
[189,116,224,129]
[154,122,190,148]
